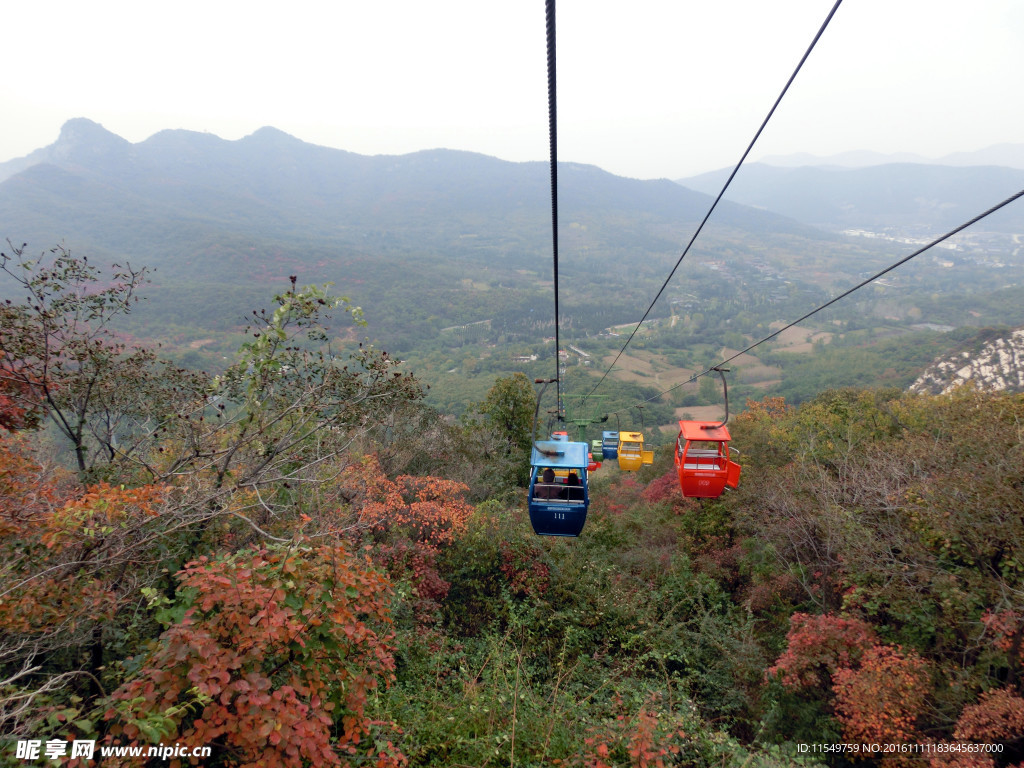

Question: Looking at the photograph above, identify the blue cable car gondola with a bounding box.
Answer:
[528,439,590,537]
[601,430,619,459]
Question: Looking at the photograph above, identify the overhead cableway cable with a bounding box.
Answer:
[545,0,563,418]
[603,186,1024,416]
[584,0,844,401]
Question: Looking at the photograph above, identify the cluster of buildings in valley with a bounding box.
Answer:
[843,228,1023,268]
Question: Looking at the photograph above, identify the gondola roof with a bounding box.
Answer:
[679,421,731,441]
[530,440,590,469]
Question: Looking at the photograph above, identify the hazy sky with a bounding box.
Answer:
[3,0,1022,179]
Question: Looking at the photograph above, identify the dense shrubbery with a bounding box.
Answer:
[730,387,1024,763]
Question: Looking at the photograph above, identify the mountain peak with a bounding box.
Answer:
[0,118,132,183]
[51,118,131,164]
[244,126,303,145]
[56,118,128,146]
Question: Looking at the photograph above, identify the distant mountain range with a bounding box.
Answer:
[0,118,812,263]
[5,119,1024,408]
[756,144,1024,171]
[1,118,839,347]
[8,120,1020,269]
[3,118,1022,342]
[679,159,1024,234]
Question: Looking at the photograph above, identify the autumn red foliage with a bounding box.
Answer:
[954,687,1024,743]
[341,456,472,547]
[572,693,693,768]
[832,644,930,746]
[0,392,21,431]
[0,439,164,636]
[340,456,473,625]
[0,433,61,527]
[640,470,678,505]
[499,540,551,598]
[767,612,877,690]
[104,544,404,768]
[0,342,43,432]
[981,610,1024,667]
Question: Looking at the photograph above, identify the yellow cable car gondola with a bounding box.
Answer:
[617,430,653,471]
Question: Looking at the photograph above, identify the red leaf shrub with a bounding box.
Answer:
[954,687,1024,743]
[641,470,678,505]
[832,644,930,747]
[767,612,877,690]
[105,544,403,767]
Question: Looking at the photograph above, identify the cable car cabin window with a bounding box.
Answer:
[532,472,585,503]
[680,440,727,470]
[618,440,643,471]
[533,480,564,500]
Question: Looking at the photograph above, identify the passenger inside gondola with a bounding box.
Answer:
[565,471,583,502]
[535,467,562,499]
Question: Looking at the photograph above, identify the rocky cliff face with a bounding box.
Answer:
[911,328,1024,394]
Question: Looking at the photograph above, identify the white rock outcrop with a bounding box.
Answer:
[910,329,1024,395]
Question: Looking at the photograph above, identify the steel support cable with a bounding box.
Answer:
[584,0,844,402]
[602,186,1024,416]
[546,0,563,418]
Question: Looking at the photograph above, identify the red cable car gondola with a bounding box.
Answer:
[675,420,741,498]
[675,366,741,498]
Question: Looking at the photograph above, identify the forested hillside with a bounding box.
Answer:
[3,247,1024,767]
